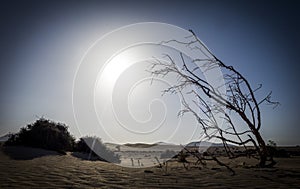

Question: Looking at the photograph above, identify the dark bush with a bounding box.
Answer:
[174,151,189,163]
[74,136,121,163]
[267,146,290,158]
[5,118,75,153]
[74,137,91,154]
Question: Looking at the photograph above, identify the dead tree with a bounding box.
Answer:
[149,30,279,168]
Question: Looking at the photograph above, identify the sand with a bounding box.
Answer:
[0,145,299,188]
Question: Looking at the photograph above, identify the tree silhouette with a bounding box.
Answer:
[150,30,279,168]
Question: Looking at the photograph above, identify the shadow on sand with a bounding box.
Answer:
[3,146,63,160]
[71,152,106,161]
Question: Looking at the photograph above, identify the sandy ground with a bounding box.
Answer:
[0,145,299,188]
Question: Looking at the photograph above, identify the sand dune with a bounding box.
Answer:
[0,145,299,188]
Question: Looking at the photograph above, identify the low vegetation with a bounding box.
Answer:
[74,136,121,163]
[5,118,120,163]
[5,118,75,153]
[267,140,290,158]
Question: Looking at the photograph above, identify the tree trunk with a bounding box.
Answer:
[253,129,269,167]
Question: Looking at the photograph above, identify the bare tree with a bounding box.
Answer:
[149,30,279,168]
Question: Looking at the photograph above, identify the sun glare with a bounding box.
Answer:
[100,51,134,88]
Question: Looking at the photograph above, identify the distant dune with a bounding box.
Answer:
[123,143,158,148]
[186,141,233,147]
[108,141,225,148]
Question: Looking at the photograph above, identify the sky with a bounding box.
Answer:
[0,0,299,145]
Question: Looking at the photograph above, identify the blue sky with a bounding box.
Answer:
[0,0,299,145]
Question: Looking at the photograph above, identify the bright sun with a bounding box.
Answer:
[100,51,135,88]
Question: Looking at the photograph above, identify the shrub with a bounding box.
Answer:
[267,140,290,158]
[267,146,290,158]
[175,151,189,163]
[74,136,121,163]
[5,118,75,152]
